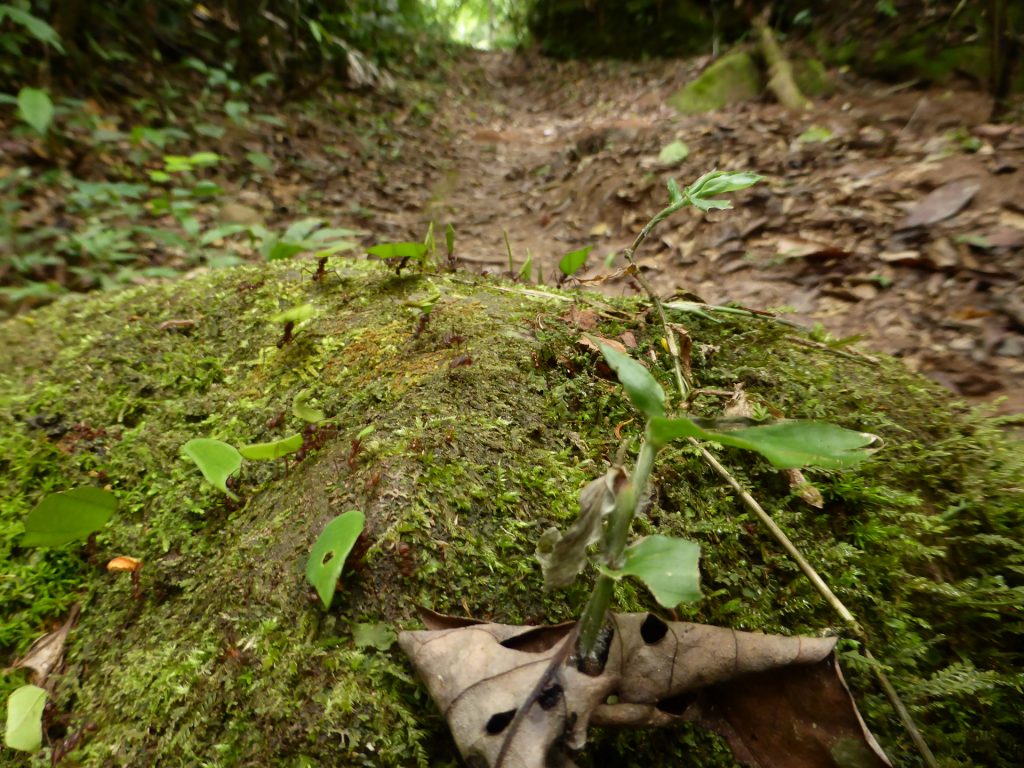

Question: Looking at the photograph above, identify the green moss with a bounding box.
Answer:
[667,52,762,115]
[1,261,1022,766]
[794,57,833,97]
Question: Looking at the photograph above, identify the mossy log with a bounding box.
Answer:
[1,261,1022,766]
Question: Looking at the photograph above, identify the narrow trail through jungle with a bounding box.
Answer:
[365,50,1024,414]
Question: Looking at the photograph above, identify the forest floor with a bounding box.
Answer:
[4,48,1024,412]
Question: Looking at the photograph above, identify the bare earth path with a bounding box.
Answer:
[328,50,1024,412]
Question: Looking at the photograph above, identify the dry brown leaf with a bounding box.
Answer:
[400,612,890,768]
[6,605,80,688]
[896,178,980,230]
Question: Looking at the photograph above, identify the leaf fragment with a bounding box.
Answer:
[22,487,117,547]
[238,433,304,460]
[613,535,702,607]
[4,685,46,752]
[306,511,365,608]
[558,245,593,277]
[182,438,243,499]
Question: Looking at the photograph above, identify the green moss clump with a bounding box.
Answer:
[668,52,762,114]
[1,260,1022,767]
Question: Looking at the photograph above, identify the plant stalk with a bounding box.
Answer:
[577,441,656,659]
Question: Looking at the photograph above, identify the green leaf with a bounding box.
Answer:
[558,245,592,277]
[293,390,326,423]
[271,304,317,324]
[647,416,878,469]
[366,241,428,260]
[306,511,365,608]
[4,685,46,752]
[616,535,702,608]
[666,178,684,205]
[658,140,690,166]
[182,438,242,500]
[445,223,455,258]
[245,152,274,171]
[518,249,534,281]
[21,487,117,547]
[266,241,307,261]
[797,125,833,144]
[188,151,220,167]
[687,170,763,198]
[0,6,64,51]
[238,433,303,460]
[225,100,249,124]
[16,87,53,136]
[283,218,322,242]
[590,337,665,419]
[353,622,397,650]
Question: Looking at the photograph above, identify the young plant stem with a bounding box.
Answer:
[626,202,937,768]
[576,442,655,660]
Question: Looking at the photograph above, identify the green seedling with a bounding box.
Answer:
[541,336,879,662]
[238,434,304,460]
[444,223,456,267]
[21,487,117,547]
[4,685,46,752]
[182,438,242,500]
[306,510,366,608]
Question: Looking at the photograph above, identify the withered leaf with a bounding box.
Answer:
[400,612,891,768]
[896,178,980,230]
[6,605,80,688]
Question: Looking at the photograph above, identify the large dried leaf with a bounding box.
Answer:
[399,613,890,768]
[896,178,980,230]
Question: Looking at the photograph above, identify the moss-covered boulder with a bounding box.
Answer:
[668,52,762,114]
[1,261,1022,766]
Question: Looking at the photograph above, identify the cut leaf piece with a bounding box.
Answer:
[616,535,701,607]
[591,337,665,418]
[182,438,243,500]
[558,245,593,277]
[22,487,117,547]
[306,510,365,608]
[353,622,397,650]
[271,304,317,325]
[292,390,326,423]
[367,242,428,260]
[238,433,304,460]
[647,416,878,469]
[4,685,46,752]
[658,140,690,166]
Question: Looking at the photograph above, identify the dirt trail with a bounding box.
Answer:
[355,50,1024,413]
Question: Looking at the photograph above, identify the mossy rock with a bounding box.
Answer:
[794,57,833,98]
[1,261,1022,766]
[668,52,762,114]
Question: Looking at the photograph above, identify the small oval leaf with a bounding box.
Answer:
[182,438,242,500]
[306,510,366,608]
[4,685,47,752]
[22,487,117,547]
[238,433,304,460]
[619,535,702,608]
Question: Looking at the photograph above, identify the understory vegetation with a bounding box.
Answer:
[2,1,1023,766]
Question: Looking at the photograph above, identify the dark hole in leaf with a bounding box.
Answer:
[640,613,669,644]
[655,691,697,716]
[499,624,572,653]
[485,709,517,735]
[538,682,564,711]
[321,551,335,566]
[544,728,578,767]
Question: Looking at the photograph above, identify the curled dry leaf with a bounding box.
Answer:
[399,612,890,768]
[7,605,80,688]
